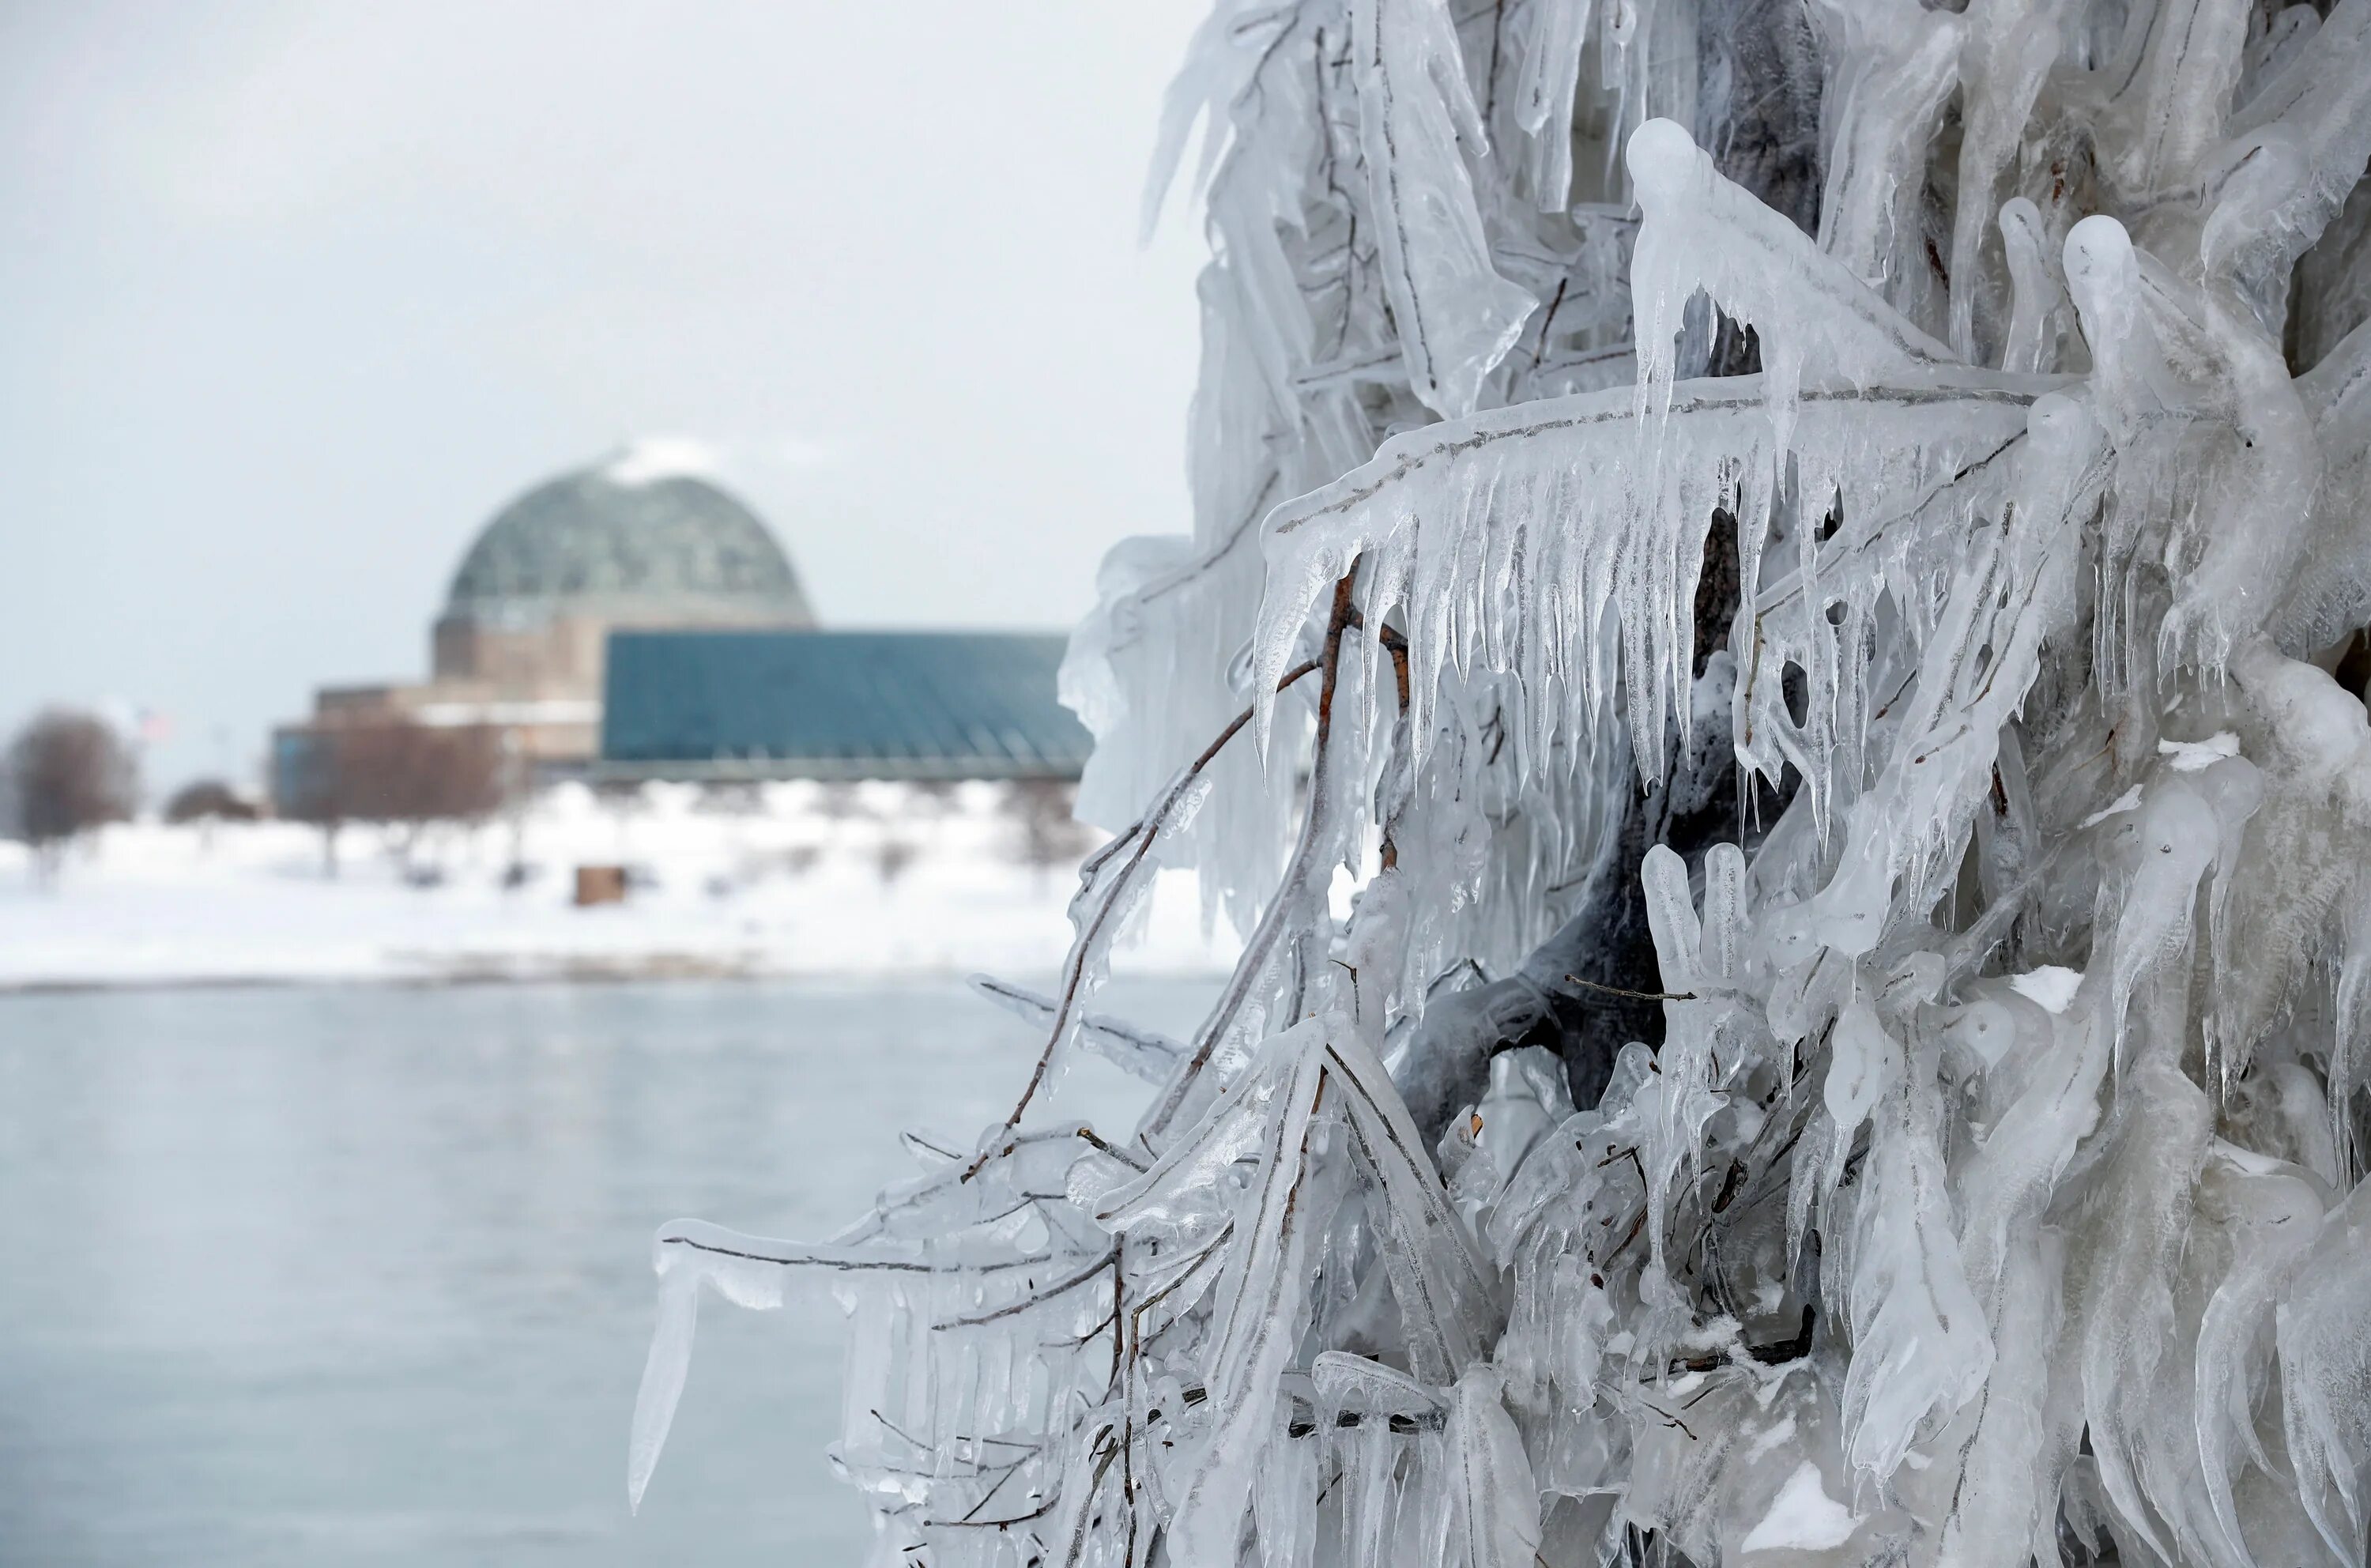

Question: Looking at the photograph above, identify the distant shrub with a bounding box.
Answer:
[694,782,766,816]
[818,782,871,821]
[907,779,959,816]
[876,839,918,885]
[164,778,258,824]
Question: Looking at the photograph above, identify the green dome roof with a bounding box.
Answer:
[443,462,814,624]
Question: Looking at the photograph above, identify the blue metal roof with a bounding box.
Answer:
[599,630,1091,781]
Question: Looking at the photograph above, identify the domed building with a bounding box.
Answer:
[272,446,1090,818]
[430,462,815,694]
[273,453,816,804]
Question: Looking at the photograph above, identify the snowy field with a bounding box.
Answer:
[0,781,1234,990]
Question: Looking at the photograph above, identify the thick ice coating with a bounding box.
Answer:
[633,2,2371,1564]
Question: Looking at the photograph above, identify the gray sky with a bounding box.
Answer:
[0,2,1208,792]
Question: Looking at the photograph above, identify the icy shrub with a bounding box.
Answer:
[631,1,2371,1563]
[162,778,259,825]
[876,837,919,887]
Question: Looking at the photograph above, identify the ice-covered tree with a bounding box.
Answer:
[631,0,2371,1561]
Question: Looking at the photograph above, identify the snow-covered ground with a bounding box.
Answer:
[0,781,1235,989]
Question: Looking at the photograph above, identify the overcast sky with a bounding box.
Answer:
[0,2,1208,791]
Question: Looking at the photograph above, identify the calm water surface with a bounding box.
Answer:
[0,978,1208,1566]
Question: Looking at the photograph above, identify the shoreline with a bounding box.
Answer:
[0,958,1234,998]
[0,786,1238,1001]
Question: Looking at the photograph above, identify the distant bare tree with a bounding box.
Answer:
[284,720,506,878]
[335,722,506,873]
[1001,778,1093,877]
[5,709,138,882]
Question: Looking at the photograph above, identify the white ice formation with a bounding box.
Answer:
[633,0,2371,1562]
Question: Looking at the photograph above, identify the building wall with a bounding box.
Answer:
[431,614,609,692]
[272,676,597,813]
[432,601,816,697]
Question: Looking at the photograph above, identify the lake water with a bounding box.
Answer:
[0,978,1209,1566]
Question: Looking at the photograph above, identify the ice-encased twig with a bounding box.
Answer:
[968,974,1186,1086]
[1142,574,1361,1141]
[967,652,1325,1174]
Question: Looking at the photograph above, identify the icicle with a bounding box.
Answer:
[1442,1364,1542,1568]
[1512,0,1596,211]
[1997,197,2074,374]
[1947,0,2066,359]
[1810,0,1966,315]
[2279,1175,2371,1562]
[1839,1016,1994,1487]
[1348,0,1537,418]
